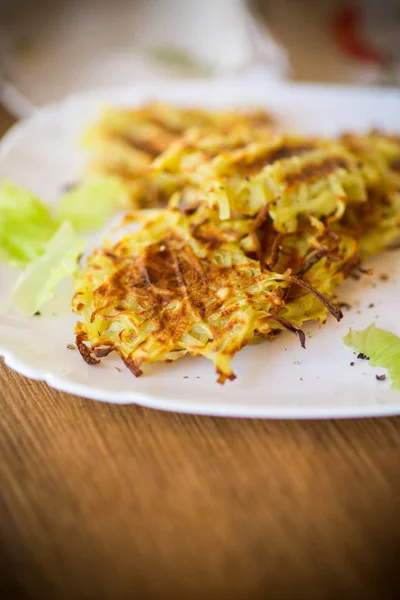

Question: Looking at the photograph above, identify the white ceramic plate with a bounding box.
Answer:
[1,80,400,418]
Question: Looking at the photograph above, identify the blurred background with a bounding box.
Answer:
[0,0,399,116]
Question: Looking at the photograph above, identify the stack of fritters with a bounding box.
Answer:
[74,105,400,382]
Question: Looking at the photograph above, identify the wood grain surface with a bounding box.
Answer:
[1,105,400,600]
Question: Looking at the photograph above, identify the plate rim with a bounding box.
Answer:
[2,346,400,419]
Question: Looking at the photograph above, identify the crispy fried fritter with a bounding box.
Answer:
[154,130,400,247]
[82,103,275,208]
[340,132,400,256]
[153,132,368,229]
[73,207,357,382]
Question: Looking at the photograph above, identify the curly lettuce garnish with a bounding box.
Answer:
[0,177,125,268]
[12,221,86,316]
[344,323,400,390]
[58,176,128,231]
[0,180,58,267]
[0,179,125,315]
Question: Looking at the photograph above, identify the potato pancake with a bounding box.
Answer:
[82,103,275,208]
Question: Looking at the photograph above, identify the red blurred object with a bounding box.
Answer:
[332,6,383,64]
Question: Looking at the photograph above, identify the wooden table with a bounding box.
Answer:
[1,105,400,600]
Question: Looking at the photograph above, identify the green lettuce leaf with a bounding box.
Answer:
[343,323,400,390]
[0,180,58,267]
[57,176,128,231]
[12,221,86,316]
